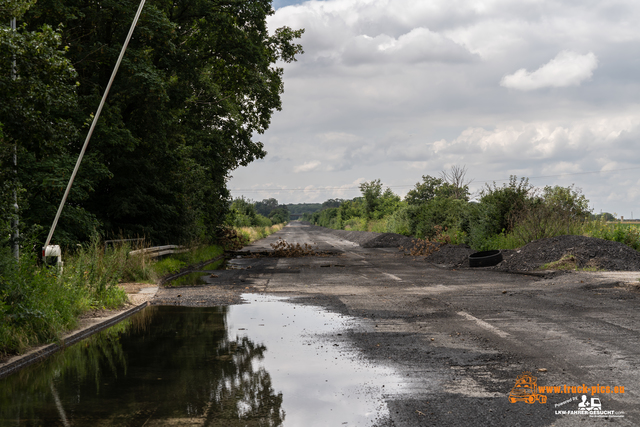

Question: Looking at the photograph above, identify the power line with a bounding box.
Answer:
[230,166,639,193]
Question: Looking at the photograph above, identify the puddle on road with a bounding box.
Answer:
[200,258,227,271]
[168,270,210,286]
[0,295,404,426]
[167,259,227,287]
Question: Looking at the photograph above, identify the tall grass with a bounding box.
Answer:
[0,236,129,356]
[63,236,130,308]
[235,223,285,243]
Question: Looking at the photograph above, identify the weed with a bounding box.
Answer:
[540,253,604,272]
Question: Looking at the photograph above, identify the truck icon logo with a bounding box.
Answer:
[508,372,547,404]
[578,395,601,411]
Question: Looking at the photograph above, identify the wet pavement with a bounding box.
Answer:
[154,222,640,426]
[4,222,640,426]
[0,295,404,426]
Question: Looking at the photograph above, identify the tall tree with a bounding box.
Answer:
[19,0,303,244]
[1,1,108,246]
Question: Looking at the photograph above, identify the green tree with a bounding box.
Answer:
[228,197,257,227]
[322,198,344,209]
[405,175,443,205]
[19,0,303,244]
[255,198,280,216]
[268,205,289,224]
[541,185,590,221]
[358,180,400,219]
[478,176,532,234]
[1,3,109,246]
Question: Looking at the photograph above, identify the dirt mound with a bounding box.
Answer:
[496,235,640,271]
[360,233,415,249]
[424,244,475,267]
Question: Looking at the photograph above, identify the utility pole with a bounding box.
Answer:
[43,0,147,252]
[10,17,19,261]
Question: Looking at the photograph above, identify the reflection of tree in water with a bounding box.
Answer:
[0,313,136,424]
[0,306,284,426]
[207,336,284,426]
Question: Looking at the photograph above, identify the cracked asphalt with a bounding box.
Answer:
[155,222,640,426]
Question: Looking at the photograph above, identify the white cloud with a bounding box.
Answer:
[342,28,477,65]
[293,160,322,173]
[228,0,640,216]
[500,51,599,90]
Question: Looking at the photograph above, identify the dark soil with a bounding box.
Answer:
[424,244,475,267]
[308,223,640,272]
[495,235,640,271]
[360,232,415,249]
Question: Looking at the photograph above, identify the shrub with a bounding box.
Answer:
[477,176,532,236]
[407,197,468,239]
[385,206,412,236]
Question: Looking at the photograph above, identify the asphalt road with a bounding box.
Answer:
[155,222,640,426]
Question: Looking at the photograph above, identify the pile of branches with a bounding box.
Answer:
[216,227,249,251]
[269,239,317,257]
[400,225,452,256]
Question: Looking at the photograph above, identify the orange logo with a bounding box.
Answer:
[508,371,547,404]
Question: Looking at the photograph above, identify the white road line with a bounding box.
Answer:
[457,311,510,339]
[382,272,402,282]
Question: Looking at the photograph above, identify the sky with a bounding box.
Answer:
[229,0,640,218]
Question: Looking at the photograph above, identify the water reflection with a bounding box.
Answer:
[1,295,402,426]
[0,306,284,426]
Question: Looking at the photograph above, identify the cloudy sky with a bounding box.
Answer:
[229,0,640,217]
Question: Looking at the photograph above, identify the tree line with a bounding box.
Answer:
[306,166,605,251]
[0,0,304,249]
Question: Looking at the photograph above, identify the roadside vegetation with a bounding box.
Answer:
[306,166,637,252]
[0,195,289,357]
[0,0,300,358]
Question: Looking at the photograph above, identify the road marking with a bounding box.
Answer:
[382,272,402,281]
[348,251,365,259]
[457,311,510,338]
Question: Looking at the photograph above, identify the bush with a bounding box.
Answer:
[0,234,131,356]
[584,221,640,250]
[314,207,340,229]
[385,206,412,236]
[343,217,367,231]
[477,176,532,236]
[0,247,86,356]
[407,197,468,239]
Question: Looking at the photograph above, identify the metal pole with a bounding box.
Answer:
[11,17,19,260]
[43,0,147,252]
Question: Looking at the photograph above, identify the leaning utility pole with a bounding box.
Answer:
[10,17,19,261]
[43,0,147,252]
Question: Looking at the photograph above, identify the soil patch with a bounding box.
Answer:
[360,233,415,249]
[495,235,640,272]
[424,244,475,267]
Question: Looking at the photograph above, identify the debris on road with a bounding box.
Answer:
[270,239,317,257]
